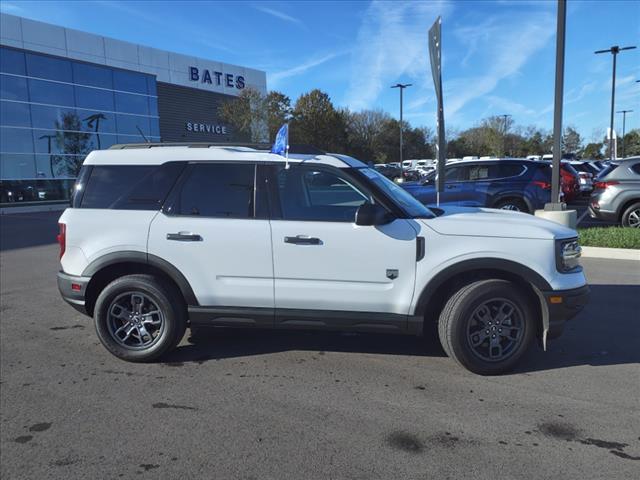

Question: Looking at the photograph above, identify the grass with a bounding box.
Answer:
[577,227,640,249]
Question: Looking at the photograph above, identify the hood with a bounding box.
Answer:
[422,206,577,240]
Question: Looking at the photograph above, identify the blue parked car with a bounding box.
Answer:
[401,159,553,213]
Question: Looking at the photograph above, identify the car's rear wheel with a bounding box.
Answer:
[621,202,640,228]
[438,279,535,375]
[494,198,528,213]
[94,274,186,362]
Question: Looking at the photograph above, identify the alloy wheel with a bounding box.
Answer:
[107,292,165,349]
[466,298,524,362]
[628,209,640,228]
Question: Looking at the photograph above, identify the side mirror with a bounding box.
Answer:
[355,203,393,226]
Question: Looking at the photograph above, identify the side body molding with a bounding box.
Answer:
[81,251,199,306]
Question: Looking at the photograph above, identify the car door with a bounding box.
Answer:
[147,162,274,325]
[438,165,466,205]
[266,163,419,330]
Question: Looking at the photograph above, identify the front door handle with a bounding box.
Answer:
[445,184,457,189]
[284,235,321,245]
[167,232,203,242]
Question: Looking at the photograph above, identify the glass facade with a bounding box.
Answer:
[0,46,160,205]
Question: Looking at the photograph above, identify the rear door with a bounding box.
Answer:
[266,164,418,329]
[147,162,274,324]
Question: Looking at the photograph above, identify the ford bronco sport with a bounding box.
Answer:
[57,144,589,375]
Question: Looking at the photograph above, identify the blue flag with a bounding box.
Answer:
[271,123,289,156]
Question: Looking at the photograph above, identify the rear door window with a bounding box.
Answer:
[175,163,255,218]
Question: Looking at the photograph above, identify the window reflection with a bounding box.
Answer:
[0,100,31,127]
[0,74,28,101]
[1,46,160,204]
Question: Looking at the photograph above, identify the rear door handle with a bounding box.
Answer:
[284,235,321,245]
[445,184,457,189]
[167,232,203,242]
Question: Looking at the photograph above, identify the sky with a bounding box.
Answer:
[1,0,639,141]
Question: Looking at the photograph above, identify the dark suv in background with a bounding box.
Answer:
[401,159,553,213]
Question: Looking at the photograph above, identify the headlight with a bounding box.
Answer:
[556,238,582,273]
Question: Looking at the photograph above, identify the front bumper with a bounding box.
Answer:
[57,271,91,315]
[542,284,590,341]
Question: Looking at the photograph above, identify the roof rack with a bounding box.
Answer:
[108,142,326,155]
[108,142,271,150]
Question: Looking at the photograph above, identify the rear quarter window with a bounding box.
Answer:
[79,162,184,210]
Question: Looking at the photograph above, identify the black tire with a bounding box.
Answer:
[493,198,529,213]
[621,202,640,228]
[438,279,535,375]
[94,274,187,362]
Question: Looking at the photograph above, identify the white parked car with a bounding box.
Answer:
[57,144,589,375]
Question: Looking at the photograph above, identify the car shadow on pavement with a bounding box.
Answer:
[514,284,640,374]
[166,284,640,372]
[168,327,446,364]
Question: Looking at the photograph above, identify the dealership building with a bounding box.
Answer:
[0,13,267,208]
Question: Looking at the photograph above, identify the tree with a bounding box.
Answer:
[562,126,582,154]
[218,88,268,142]
[265,91,292,141]
[52,112,92,177]
[290,89,346,151]
[621,129,640,157]
[581,142,604,160]
[343,109,391,162]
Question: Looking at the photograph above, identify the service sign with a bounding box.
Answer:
[185,122,229,135]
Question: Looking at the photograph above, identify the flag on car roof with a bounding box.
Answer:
[271,123,289,156]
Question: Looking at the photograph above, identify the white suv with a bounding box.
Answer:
[57,144,589,375]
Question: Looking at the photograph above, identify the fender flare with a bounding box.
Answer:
[413,258,551,318]
[82,251,198,306]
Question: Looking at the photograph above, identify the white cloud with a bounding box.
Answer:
[445,11,555,117]
[255,5,304,28]
[269,51,348,86]
[345,0,451,111]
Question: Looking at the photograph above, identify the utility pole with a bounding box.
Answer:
[499,114,512,157]
[594,44,636,159]
[617,109,633,158]
[391,83,412,179]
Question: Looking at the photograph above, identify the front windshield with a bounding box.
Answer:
[357,167,434,218]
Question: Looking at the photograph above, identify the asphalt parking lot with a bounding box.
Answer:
[1,211,638,479]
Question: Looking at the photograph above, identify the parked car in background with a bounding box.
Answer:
[401,159,553,213]
[546,161,580,203]
[589,157,640,227]
[374,163,401,181]
[569,161,595,195]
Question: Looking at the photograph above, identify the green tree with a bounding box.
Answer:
[265,91,292,141]
[562,126,582,154]
[581,142,604,160]
[218,88,267,142]
[621,129,640,157]
[290,89,346,151]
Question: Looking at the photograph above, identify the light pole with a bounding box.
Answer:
[391,83,412,179]
[617,109,633,158]
[594,44,636,159]
[499,113,512,157]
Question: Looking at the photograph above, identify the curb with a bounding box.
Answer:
[581,246,640,261]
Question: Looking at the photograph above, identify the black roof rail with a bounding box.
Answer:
[108,142,271,150]
[107,142,326,155]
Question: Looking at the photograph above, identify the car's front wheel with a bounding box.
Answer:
[494,198,528,213]
[438,279,535,375]
[94,274,187,362]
